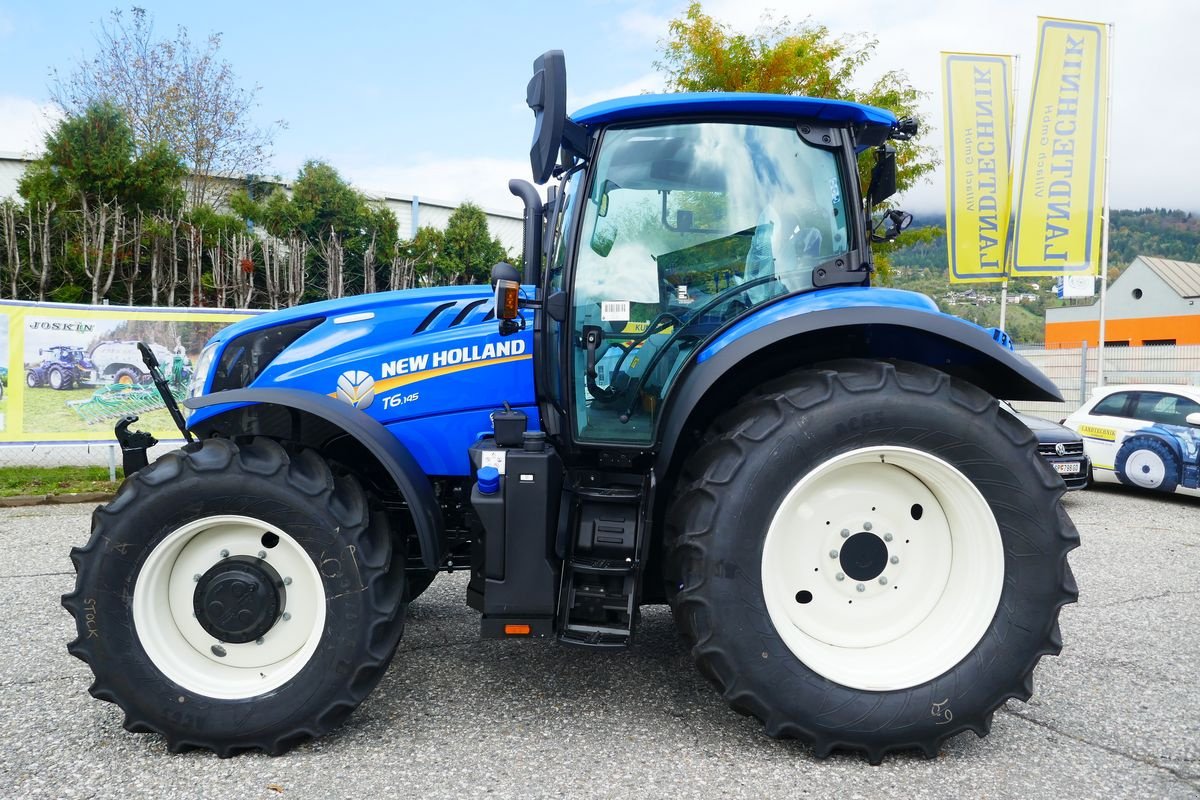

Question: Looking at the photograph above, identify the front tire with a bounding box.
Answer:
[62,437,407,756]
[664,360,1078,763]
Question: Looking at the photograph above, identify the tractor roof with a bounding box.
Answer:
[571,93,897,130]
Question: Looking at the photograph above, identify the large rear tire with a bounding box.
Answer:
[664,360,1078,763]
[62,437,407,756]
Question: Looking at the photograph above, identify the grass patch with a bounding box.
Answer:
[0,465,122,497]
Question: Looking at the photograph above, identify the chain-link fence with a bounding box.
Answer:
[0,440,185,476]
[1012,343,1200,421]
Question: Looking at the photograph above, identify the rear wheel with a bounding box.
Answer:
[49,367,69,390]
[664,360,1078,763]
[63,437,407,756]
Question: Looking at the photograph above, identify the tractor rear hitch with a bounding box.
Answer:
[114,415,157,475]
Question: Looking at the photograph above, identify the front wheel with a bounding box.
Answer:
[664,360,1078,763]
[62,438,407,756]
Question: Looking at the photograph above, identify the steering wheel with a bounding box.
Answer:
[616,265,821,422]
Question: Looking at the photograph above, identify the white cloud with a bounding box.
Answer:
[337,155,533,215]
[569,71,664,112]
[617,8,670,43]
[682,0,1200,211]
[0,96,63,156]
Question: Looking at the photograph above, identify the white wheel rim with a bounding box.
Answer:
[1125,449,1165,488]
[133,515,326,699]
[761,446,1004,691]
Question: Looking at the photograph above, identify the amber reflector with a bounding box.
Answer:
[504,623,532,635]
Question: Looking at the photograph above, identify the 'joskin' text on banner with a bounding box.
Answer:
[941,52,1014,284]
[1012,17,1109,277]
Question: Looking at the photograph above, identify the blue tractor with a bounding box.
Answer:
[64,52,1077,763]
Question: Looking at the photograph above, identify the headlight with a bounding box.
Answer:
[187,343,219,402]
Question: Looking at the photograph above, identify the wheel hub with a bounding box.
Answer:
[193,556,285,644]
[839,532,888,581]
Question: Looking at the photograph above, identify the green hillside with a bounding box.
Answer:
[884,208,1200,344]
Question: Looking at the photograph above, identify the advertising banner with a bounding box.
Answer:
[1012,17,1109,276]
[941,52,1014,283]
[0,300,258,444]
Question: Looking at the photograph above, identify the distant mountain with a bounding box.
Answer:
[882,208,1200,345]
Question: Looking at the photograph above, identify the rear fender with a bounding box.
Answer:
[656,301,1063,481]
[186,388,445,570]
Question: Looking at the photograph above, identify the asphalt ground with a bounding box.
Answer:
[0,485,1197,800]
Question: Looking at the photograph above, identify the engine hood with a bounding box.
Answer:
[209,285,497,346]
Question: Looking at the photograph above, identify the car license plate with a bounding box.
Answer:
[1054,462,1081,475]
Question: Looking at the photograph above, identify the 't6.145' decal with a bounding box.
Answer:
[381,391,419,410]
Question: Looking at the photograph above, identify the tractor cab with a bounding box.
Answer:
[505,52,905,451]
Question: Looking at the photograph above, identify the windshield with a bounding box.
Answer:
[570,121,852,445]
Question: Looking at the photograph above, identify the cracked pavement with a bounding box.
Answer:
[1,486,1197,799]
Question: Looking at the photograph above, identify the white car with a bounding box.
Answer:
[1063,384,1200,497]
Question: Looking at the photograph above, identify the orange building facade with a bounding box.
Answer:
[1044,256,1200,348]
[1045,314,1200,348]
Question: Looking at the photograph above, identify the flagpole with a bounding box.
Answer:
[1095,23,1115,386]
[999,55,1019,333]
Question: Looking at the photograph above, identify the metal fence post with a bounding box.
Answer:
[107,444,117,483]
[1079,341,1088,404]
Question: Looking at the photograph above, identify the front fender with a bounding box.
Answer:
[186,388,445,570]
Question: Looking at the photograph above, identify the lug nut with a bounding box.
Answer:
[283,577,292,586]
[255,638,264,646]
[835,573,845,581]
[879,576,888,585]
[863,521,873,531]
[884,533,894,542]
[281,612,291,622]
[840,529,850,538]
[890,555,899,565]
[193,574,201,582]
[856,583,866,592]
[829,550,839,559]
[211,645,227,658]
[257,550,267,560]
[219,549,229,559]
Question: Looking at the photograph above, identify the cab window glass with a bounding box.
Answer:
[569,121,851,445]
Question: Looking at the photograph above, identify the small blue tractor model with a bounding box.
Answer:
[25,345,93,390]
[64,52,1078,763]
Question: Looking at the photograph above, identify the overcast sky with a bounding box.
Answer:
[0,0,1193,216]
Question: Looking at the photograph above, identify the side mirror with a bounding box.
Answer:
[867,145,898,207]
[1187,412,1200,427]
[527,51,568,185]
[590,217,617,257]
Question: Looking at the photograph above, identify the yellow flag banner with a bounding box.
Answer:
[1012,17,1109,276]
[942,52,1014,283]
[0,300,259,444]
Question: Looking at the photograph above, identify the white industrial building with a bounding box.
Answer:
[0,152,524,255]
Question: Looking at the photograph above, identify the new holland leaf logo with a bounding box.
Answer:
[336,370,375,410]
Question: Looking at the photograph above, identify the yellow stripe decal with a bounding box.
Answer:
[326,354,532,399]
